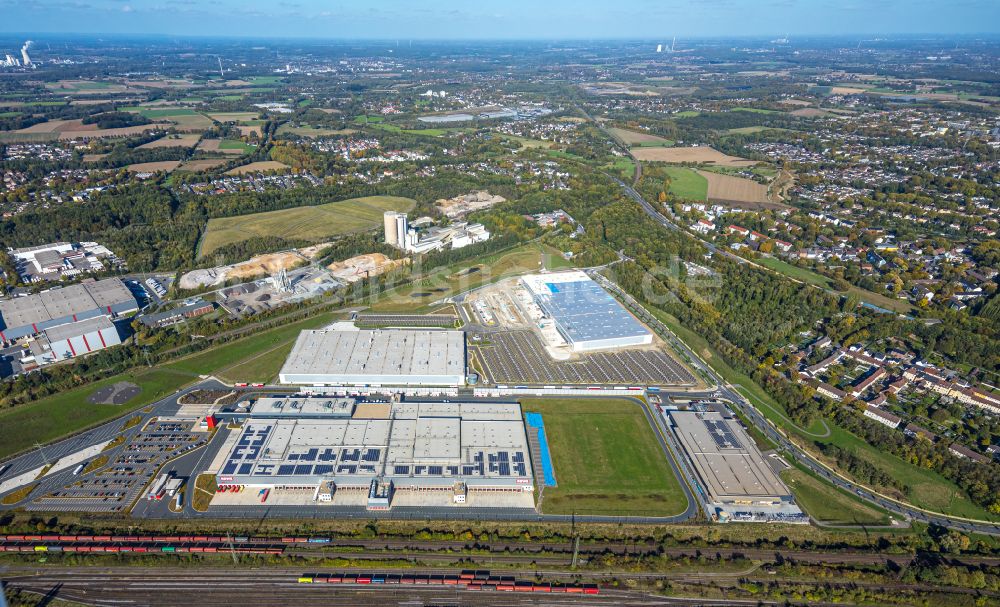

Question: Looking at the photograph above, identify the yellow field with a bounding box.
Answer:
[632,146,755,167]
[138,134,201,149]
[224,161,290,175]
[207,112,260,122]
[200,195,415,257]
[177,158,230,172]
[58,125,162,140]
[126,160,181,173]
[608,127,672,146]
[698,170,770,204]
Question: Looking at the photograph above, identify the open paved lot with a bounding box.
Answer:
[474,330,696,386]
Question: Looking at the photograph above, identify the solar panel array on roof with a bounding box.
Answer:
[520,271,652,351]
[669,411,791,503]
[705,419,742,450]
[217,402,533,488]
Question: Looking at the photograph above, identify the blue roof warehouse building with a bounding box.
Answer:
[520,271,653,352]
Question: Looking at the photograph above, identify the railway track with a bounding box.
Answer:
[3,566,993,607]
[4,534,1000,568]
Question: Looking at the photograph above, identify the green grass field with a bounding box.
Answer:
[664,166,708,200]
[731,107,782,114]
[216,341,296,384]
[0,368,195,460]
[199,195,415,257]
[371,123,452,137]
[782,466,891,525]
[642,306,995,521]
[754,256,915,314]
[276,124,358,138]
[674,110,700,118]
[521,398,688,516]
[123,107,200,118]
[218,139,254,153]
[0,308,349,461]
[813,424,997,520]
[353,114,385,124]
[603,157,636,180]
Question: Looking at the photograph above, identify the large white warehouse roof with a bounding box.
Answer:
[278,328,466,386]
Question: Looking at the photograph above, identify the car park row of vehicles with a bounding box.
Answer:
[297,571,600,594]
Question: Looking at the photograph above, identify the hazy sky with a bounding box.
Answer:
[4,0,999,39]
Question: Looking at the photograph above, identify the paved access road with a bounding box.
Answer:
[607,176,1000,536]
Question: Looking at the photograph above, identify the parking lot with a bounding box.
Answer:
[353,313,459,328]
[474,330,697,386]
[28,419,209,513]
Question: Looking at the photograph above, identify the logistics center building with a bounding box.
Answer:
[278,328,467,386]
[217,400,534,507]
[520,271,653,352]
[0,277,138,342]
[668,410,792,506]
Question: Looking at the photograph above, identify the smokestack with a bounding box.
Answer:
[20,40,32,66]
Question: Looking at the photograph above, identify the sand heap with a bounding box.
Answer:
[434,191,505,218]
[328,253,409,283]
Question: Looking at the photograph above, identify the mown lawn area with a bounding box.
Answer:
[782,466,891,525]
[0,309,347,460]
[755,256,915,314]
[165,310,340,376]
[812,424,998,521]
[199,195,415,257]
[0,367,194,460]
[521,398,688,516]
[642,306,995,521]
[664,166,708,200]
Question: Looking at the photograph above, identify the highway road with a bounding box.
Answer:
[605,172,1000,537]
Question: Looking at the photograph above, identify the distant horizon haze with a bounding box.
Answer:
[2,0,998,39]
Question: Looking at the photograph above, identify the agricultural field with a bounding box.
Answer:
[206,112,260,122]
[137,133,201,149]
[219,139,255,153]
[520,398,688,516]
[45,80,129,94]
[276,124,358,138]
[608,127,673,147]
[664,166,708,200]
[697,169,772,206]
[126,160,182,173]
[631,146,755,167]
[176,158,230,172]
[789,108,835,118]
[223,160,290,175]
[199,195,414,256]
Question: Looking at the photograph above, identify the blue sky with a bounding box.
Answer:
[3,0,999,39]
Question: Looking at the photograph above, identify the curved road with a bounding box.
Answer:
[604,173,1000,537]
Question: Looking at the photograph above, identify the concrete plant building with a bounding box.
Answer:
[278,328,467,387]
[384,210,489,254]
[520,271,653,352]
